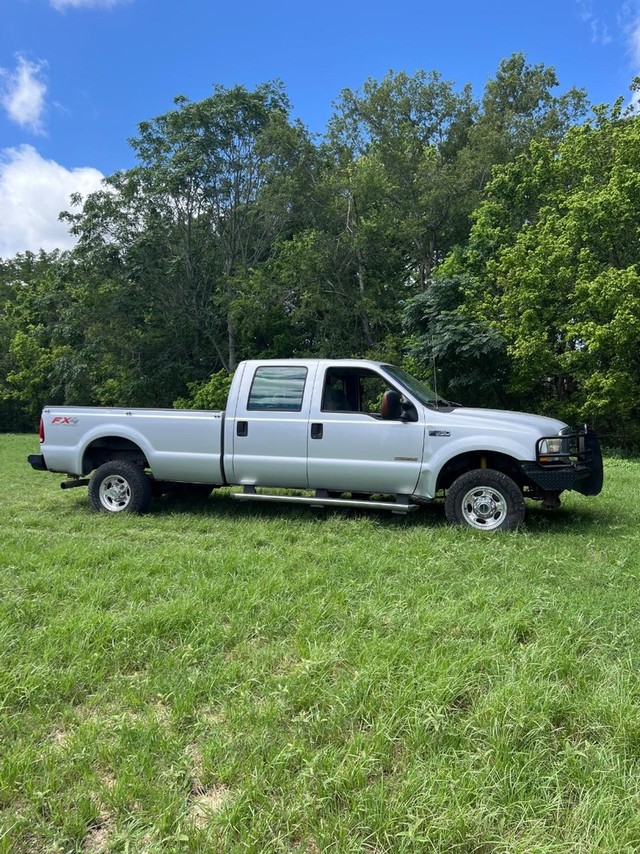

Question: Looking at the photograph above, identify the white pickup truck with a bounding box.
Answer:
[28,358,603,531]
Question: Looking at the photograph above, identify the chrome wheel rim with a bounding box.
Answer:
[461,486,507,530]
[98,475,131,512]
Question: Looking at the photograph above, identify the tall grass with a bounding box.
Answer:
[1,434,638,852]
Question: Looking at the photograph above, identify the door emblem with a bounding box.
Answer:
[394,456,418,461]
[429,430,451,437]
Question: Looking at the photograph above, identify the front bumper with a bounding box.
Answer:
[519,426,603,496]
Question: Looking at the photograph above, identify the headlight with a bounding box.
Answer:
[539,438,564,455]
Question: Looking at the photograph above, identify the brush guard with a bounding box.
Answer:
[519,425,603,496]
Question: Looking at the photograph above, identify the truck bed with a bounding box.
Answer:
[40,406,225,484]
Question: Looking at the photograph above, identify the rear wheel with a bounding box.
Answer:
[445,469,525,532]
[89,460,152,514]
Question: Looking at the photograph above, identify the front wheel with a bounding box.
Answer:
[89,461,152,514]
[444,469,525,532]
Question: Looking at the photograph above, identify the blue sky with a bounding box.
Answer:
[0,0,637,257]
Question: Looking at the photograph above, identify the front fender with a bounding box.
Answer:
[415,435,533,499]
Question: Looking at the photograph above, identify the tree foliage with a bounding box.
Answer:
[172,370,233,411]
[443,101,640,445]
[403,277,509,407]
[2,61,638,448]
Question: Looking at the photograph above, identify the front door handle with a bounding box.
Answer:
[310,423,323,440]
[237,421,248,437]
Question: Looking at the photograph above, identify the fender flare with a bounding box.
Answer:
[76,424,156,475]
[416,437,532,499]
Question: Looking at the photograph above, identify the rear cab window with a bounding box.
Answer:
[247,366,308,411]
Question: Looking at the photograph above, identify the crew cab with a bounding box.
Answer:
[28,359,603,531]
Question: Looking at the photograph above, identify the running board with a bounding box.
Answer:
[232,488,418,514]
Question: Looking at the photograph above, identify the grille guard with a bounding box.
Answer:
[534,425,603,496]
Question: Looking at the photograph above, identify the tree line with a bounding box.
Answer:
[2,54,639,448]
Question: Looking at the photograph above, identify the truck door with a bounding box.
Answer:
[230,363,316,489]
[307,366,425,495]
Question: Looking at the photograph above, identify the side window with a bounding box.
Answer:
[322,374,352,411]
[360,375,390,414]
[322,369,397,416]
[247,366,308,411]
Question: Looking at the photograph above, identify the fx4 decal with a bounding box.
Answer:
[51,416,80,426]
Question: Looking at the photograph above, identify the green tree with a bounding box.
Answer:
[445,101,640,445]
[64,82,314,374]
[329,69,476,286]
[0,252,71,428]
[0,62,597,431]
[327,55,586,292]
[173,370,233,410]
[403,277,509,406]
[474,53,587,164]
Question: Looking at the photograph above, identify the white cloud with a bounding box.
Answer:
[628,14,640,64]
[0,145,104,258]
[617,2,640,110]
[50,0,129,9]
[576,0,612,44]
[0,56,48,134]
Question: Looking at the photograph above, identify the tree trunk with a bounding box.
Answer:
[356,262,373,347]
[227,310,237,372]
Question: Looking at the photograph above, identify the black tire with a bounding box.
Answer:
[444,469,525,532]
[89,460,152,514]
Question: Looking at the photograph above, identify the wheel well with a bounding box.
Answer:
[82,436,148,475]
[435,451,523,492]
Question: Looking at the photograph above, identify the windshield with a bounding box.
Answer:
[382,364,451,408]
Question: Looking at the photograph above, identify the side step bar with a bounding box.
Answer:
[231,488,418,514]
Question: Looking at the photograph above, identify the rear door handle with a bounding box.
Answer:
[310,423,323,440]
[237,421,248,437]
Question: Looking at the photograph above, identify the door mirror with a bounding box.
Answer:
[381,390,402,420]
[399,396,418,422]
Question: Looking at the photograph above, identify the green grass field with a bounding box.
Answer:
[1,434,639,853]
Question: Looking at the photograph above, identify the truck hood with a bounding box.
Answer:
[448,407,567,437]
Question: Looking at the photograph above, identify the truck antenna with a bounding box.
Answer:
[431,333,439,403]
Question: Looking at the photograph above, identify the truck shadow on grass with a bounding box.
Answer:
[522,502,617,534]
[150,489,616,536]
[151,489,445,527]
